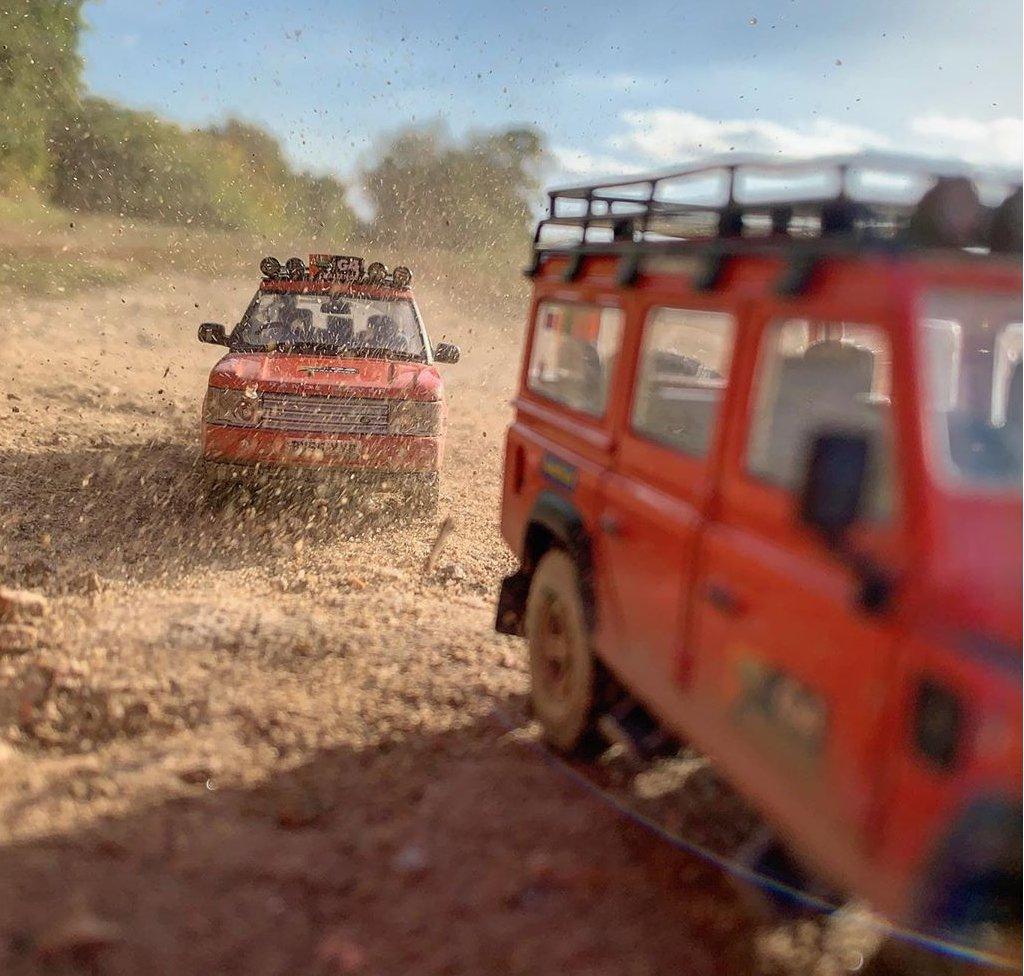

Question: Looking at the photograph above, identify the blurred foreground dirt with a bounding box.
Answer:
[0,272,888,975]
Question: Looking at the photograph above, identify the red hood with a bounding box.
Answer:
[208,352,443,401]
[924,493,1022,652]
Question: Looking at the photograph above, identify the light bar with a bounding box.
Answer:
[258,254,414,287]
[309,253,364,279]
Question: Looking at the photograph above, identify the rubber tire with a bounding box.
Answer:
[524,549,604,757]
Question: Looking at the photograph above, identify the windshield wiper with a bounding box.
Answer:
[342,346,423,362]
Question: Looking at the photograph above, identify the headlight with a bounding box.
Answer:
[389,399,442,435]
[204,387,264,427]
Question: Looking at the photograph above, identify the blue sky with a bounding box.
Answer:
[81,0,1023,186]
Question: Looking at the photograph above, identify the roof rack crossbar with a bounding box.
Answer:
[534,152,1022,257]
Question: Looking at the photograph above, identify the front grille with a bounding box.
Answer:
[261,393,390,435]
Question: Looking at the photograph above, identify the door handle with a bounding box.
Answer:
[704,581,747,617]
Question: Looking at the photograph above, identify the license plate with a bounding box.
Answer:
[289,439,362,461]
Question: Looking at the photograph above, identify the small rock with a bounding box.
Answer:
[435,563,467,583]
[315,928,366,972]
[178,766,214,786]
[0,623,40,656]
[0,587,48,622]
[392,843,429,876]
[37,907,123,961]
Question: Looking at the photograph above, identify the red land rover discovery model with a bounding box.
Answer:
[496,155,1022,957]
[198,255,459,513]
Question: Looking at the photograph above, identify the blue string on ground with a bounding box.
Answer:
[490,704,1018,972]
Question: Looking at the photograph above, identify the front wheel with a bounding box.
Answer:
[524,549,605,757]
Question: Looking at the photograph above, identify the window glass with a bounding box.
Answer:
[747,319,895,519]
[528,302,623,416]
[921,290,1022,490]
[631,308,735,456]
[233,291,426,359]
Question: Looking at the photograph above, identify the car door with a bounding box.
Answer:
[688,308,908,845]
[597,303,738,694]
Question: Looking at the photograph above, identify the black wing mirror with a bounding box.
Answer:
[799,432,869,543]
[434,342,460,364]
[198,322,228,345]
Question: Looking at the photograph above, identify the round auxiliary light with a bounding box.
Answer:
[285,257,306,279]
[233,399,260,425]
[391,265,412,288]
[260,256,282,278]
[366,261,387,283]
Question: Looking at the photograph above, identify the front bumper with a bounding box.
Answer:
[201,424,443,474]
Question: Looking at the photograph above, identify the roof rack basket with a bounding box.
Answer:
[532,152,1022,261]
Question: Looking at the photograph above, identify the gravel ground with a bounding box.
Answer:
[0,274,900,975]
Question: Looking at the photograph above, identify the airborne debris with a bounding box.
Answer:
[422,516,454,575]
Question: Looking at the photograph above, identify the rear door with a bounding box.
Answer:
[597,301,738,691]
[688,306,908,850]
[503,295,625,604]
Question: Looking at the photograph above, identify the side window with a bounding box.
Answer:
[528,302,623,417]
[747,319,895,519]
[631,307,736,456]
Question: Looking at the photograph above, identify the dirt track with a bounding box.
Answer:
[0,274,887,975]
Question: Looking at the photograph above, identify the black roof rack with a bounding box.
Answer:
[532,153,1022,264]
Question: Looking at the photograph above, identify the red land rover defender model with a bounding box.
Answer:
[198,255,459,513]
[496,155,1022,953]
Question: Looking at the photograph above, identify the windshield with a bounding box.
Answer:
[232,291,427,360]
[922,289,1022,491]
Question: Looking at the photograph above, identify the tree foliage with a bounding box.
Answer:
[48,100,357,238]
[363,122,548,250]
[0,6,543,254]
[0,0,85,191]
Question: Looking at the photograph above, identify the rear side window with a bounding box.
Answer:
[528,302,623,417]
[632,307,736,456]
[747,319,895,519]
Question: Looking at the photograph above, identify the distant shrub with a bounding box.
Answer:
[0,0,84,192]
[49,100,358,238]
[363,122,548,252]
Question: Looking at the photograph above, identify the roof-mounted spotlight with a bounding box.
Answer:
[285,257,306,279]
[260,256,282,278]
[366,261,387,284]
[391,265,412,288]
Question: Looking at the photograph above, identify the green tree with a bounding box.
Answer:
[363,121,547,251]
[0,0,85,191]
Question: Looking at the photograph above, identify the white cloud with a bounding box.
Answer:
[549,145,641,181]
[909,114,1023,168]
[609,109,893,163]
[548,108,1023,190]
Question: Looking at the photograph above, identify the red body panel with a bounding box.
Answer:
[500,246,1022,927]
[203,425,442,472]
